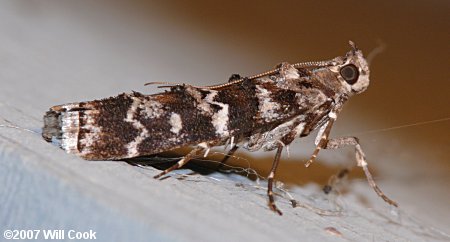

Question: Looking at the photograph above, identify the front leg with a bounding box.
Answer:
[305,114,336,167]
[305,111,397,207]
[325,137,398,207]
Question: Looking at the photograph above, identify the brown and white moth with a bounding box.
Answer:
[43,41,397,215]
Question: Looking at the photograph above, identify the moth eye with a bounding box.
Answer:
[340,64,359,85]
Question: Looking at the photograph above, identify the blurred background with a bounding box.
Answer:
[0,0,448,241]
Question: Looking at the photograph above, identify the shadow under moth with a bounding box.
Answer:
[43,41,397,215]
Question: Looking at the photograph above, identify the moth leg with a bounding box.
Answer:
[153,147,204,179]
[323,168,350,194]
[324,137,398,207]
[267,144,284,215]
[305,118,336,167]
[215,145,239,171]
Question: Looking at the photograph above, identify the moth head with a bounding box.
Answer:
[334,41,370,95]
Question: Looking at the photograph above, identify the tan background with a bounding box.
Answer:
[1,1,449,241]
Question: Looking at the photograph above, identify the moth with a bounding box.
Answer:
[43,41,397,215]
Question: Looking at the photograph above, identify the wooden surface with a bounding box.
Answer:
[1,1,449,242]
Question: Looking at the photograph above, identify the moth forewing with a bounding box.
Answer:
[43,41,397,214]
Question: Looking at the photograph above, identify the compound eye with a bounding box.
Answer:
[340,64,359,85]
